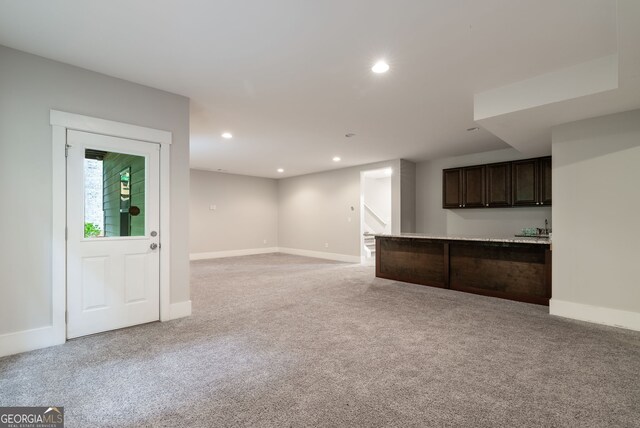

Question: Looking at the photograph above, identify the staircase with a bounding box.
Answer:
[362,203,388,264]
[363,233,376,258]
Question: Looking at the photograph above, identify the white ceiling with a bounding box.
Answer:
[0,0,620,178]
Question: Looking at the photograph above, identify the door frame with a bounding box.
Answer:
[50,110,172,343]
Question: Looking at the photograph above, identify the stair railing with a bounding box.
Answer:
[363,203,387,227]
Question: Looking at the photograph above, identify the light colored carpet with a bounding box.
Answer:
[1,253,639,427]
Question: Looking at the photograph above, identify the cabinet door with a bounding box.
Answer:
[539,157,552,205]
[512,159,538,206]
[486,162,512,207]
[443,168,462,208]
[463,166,485,208]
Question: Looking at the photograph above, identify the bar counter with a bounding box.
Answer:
[375,234,552,305]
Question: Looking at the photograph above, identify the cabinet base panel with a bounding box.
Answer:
[376,237,551,306]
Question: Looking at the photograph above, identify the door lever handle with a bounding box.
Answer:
[150,243,158,250]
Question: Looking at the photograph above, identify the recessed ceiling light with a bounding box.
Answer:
[277,168,284,173]
[372,60,390,74]
[466,127,480,132]
[221,132,233,139]
[333,156,341,162]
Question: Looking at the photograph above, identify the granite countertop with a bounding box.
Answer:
[373,233,551,245]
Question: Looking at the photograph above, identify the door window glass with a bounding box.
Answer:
[84,149,145,237]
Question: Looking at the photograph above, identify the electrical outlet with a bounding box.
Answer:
[263,239,267,244]
[324,243,329,248]
[209,204,217,211]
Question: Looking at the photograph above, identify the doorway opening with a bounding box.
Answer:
[360,168,392,265]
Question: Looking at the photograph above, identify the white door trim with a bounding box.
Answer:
[50,110,172,144]
[51,110,172,345]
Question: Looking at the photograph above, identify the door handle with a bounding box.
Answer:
[150,243,158,250]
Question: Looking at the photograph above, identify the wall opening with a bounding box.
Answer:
[360,168,392,264]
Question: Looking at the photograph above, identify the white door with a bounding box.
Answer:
[66,130,160,338]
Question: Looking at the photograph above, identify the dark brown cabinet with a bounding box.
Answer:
[376,236,552,305]
[442,168,462,208]
[463,166,485,208]
[443,166,486,208]
[512,159,538,205]
[486,162,511,207]
[540,157,552,205]
[512,157,552,206]
[442,156,551,209]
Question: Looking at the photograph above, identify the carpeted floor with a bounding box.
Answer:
[1,253,639,427]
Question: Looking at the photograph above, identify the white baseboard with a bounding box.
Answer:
[0,325,65,358]
[0,302,192,357]
[277,247,360,263]
[190,247,279,260]
[550,299,640,332]
[168,300,192,320]
[190,246,360,263]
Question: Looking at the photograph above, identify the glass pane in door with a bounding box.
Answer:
[84,149,146,237]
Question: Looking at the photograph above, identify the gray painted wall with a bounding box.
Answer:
[195,151,550,259]
[400,159,416,233]
[278,160,402,257]
[190,169,278,254]
[0,45,190,335]
[415,148,552,237]
[552,109,640,316]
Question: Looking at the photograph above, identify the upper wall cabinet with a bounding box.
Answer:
[486,162,512,207]
[442,156,551,209]
[512,159,538,206]
[513,157,552,206]
[540,157,552,205]
[442,166,486,208]
[463,165,486,208]
[443,168,463,208]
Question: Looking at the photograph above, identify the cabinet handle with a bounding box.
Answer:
[463,204,465,207]
[459,205,462,207]
[541,202,544,205]
[486,204,489,207]
[536,202,540,205]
